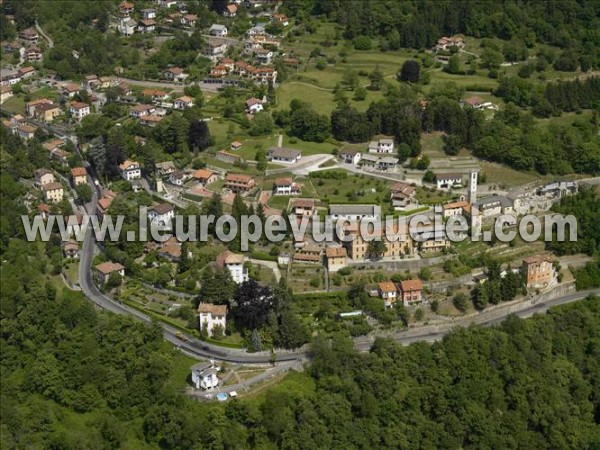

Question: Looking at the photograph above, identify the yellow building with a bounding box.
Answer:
[342,223,413,260]
[43,182,64,203]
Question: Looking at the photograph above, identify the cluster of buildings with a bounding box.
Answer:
[378,279,424,308]
[339,138,399,172]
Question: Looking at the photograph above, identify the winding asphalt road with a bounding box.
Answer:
[76,173,600,364]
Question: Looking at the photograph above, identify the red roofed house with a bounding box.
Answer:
[399,279,424,306]
[95,262,125,284]
[71,167,87,186]
[225,173,255,193]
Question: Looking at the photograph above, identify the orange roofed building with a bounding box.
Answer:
[225,173,255,193]
[399,279,423,306]
[522,255,554,288]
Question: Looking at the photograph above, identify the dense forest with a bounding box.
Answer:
[2,230,600,448]
[291,0,600,70]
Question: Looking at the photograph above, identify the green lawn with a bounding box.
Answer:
[1,95,25,115]
[311,172,390,206]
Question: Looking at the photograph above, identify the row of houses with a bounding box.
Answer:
[209,58,278,85]
[0,66,37,87]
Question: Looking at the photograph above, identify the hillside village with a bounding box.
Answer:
[1,0,599,393]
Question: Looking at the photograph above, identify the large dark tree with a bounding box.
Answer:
[398,60,420,83]
[231,280,279,330]
[188,120,212,154]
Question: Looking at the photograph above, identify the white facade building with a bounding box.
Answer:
[197,303,227,337]
[119,160,141,181]
[216,250,248,284]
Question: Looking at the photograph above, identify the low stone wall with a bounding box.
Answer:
[348,254,456,271]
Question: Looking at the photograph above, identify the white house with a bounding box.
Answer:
[273,177,300,195]
[209,24,228,37]
[267,147,301,164]
[368,138,394,154]
[378,281,398,308]
[436,173,463,190]
[69,101,90,121]
[340,148,361,165]
[216,250,248,284]
[119,160,141,181]
[197,303,227,337]
[329,204,380,222]
[245,97,264,114]
[148,203,175,226]
[191,361,220,390]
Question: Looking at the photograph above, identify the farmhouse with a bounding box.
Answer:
[225,173,255,193]
[267,147,301,164]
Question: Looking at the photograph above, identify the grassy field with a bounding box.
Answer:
[479,161,551,188]
[311,171,390,206]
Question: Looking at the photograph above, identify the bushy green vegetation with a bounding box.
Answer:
[547,188,600,255]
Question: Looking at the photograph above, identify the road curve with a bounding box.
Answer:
[77,175,600,364]
[35,20,54,48]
